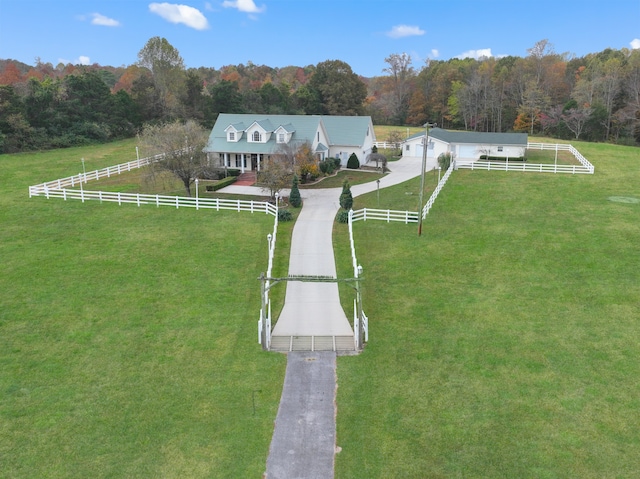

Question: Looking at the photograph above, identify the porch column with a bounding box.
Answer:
[257,153,261,172]
[224,152,229,167]
[241,153,245,173]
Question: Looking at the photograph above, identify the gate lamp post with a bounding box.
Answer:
[418,122,436,236]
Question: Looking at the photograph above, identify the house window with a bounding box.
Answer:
[229,132,235,141]
[405,145,410,151]
[317,132,320,141]
[253,131,261,142]
[235,155,241,168]
[497,146,504,152]
[428,141,434,150]
[278,133,285,143]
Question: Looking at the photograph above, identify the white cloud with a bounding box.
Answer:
[631,38,640,49]
[386,25,425,39]
[222,0,266,14]
[57,56,90,65]
[431,49,439,58]
[456,48,493,60]
[149,3,210,30]
[91,13,120,27]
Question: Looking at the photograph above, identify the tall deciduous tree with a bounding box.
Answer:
[137,37,185,118]
[382,53,416,124]
[308,60,366,115]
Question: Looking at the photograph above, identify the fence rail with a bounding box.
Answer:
[456,160,592,174]
[32,187,277,215]
[373,141,401,149]
[526,142,594,172]
[351,207,418,224]
[422,163,454,218]
[29,154,165,194]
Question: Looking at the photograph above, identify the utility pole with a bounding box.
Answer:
[418,122,435,236]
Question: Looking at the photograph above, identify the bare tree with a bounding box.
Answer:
[382,53,416,124]
[138,120,209,196]
[562,107,592,139]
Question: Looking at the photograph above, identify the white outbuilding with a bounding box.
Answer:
[402,128,528,162]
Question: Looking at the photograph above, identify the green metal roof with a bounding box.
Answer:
[406,128,528,145]
[205,114,373,154]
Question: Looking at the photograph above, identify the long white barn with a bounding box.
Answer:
[402,128,528,161]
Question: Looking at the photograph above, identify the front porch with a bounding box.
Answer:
[218,152,267,173]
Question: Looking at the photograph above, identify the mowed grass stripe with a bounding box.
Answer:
[334,141,640,478]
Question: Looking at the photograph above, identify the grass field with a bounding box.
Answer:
[0,140,288,478]
[3,136,639,478]
[334,140,640,478]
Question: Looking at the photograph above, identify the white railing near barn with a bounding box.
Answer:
[456,160,592,174]
[526,142,594,172]
[350,207,418,224]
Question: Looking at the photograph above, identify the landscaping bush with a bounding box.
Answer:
[278,209,293,221]
[479,155,526,161]
[336,209,350,223]
[205,176,237,191]
[331,157,342,171]
[347,153,360,169]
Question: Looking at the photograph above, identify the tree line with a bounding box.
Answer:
[1,37,639,153]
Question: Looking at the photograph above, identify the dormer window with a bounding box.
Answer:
[253,131,261,142]
[229,132,235,141]
[278,133,285,143]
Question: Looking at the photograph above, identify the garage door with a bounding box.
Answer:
[458,145,477,159]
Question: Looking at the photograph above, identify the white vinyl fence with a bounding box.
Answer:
[455,142,594,174]
[347,210,367,344]
[422,162,454,219]
[28,153,165,195]
[32,187,277,214]
[259,200,279,349]
[350,208,418,224]
[28,153,277,215]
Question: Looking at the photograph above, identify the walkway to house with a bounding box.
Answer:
[221,157,433,478]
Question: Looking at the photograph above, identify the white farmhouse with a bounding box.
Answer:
[402,128,528,162]
[204,114,376,172]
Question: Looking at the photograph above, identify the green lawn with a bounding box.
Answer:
[4,136,640,478]
[334,141,640,478]
[0,140,287,478]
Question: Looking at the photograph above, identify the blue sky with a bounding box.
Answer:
[1,0,639,77]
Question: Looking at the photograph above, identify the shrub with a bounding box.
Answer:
[336,209,350,223]
[331,157,342,171]
[205,176,237,191]
[339,180,353,210]
[347,153,360,169]
[372,145,378,153]
[479,155,526,161]
[278,209,293,222]
[289,175,302,208]
[437,152,453,170]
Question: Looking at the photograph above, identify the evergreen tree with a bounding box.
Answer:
[289,174,302,207]
[339,179,353,210]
